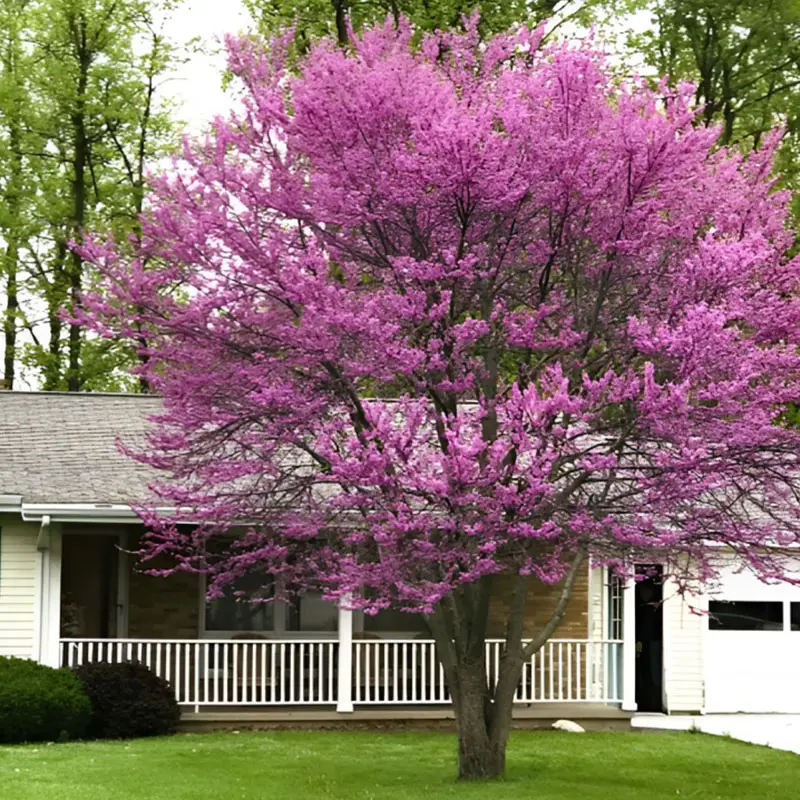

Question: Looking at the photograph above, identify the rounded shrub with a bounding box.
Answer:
[74,661,180,739]
[0,656,91,744]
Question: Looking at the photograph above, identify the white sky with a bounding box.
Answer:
[161,0,252,133]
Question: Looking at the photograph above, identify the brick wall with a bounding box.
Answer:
[487,568,590,639]
[126,530,200,639]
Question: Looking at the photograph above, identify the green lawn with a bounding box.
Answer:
[0,730,797,799]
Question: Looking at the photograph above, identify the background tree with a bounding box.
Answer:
[0,0,37,389]
[0,0,184,390]
[624,0,800,219]
[79,22,800,781]
[244,0,606,49]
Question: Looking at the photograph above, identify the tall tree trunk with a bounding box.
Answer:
[1,9,23,391]
[2,121,21,390]
[332,0,348,48]
[66,19,89,392]
[3,244,18,390]
[43,240,67,390]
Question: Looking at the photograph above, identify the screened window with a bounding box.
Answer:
[205,573,275,632]
[286,593,339,632]
[363,608,429,635]
[607,573,623,640]
[205,575,338,633]
[708,600,783,631]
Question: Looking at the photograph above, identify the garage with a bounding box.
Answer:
[704,559,800,713]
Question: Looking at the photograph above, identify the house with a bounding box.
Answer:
[1,391,797,720]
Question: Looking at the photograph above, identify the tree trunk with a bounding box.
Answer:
[452,657,507,781]
[66,16,90,392]
[332,0,348,48]
[43,240,67,390]
[3,246,18,390]
[2,13,23,391]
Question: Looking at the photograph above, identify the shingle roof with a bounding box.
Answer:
[0,391,162,504]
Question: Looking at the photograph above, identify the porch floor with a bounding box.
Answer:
[180,702,632,731]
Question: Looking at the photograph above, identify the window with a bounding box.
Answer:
[607,573,623,640]
[791,603,800,631]
[205,573,275,632]
[286,593,338,632]
[708,600,783,631]
[363,608,429,635]
[204,574,338,634]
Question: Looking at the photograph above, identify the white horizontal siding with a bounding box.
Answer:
[0,516,40,659]
[663,576,706,713]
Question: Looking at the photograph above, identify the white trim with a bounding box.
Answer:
[33,523,62,667]
[22,504,144,523]
[32,551,44,662]
[336,600,354,712]
[0,495,22,513]
[44,526,62,667]
[662,577,672,713]
[621,577,637,711]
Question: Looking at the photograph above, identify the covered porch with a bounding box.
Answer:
[54,524,629,716]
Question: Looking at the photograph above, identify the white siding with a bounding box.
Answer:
[663,575,706,713]
[0,515,40,659]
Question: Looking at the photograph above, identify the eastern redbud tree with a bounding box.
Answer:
[78,19,800,780]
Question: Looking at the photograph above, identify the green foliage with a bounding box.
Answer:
[0,0,186,391]
[74,661,181,739]
[0,656,91,744]
[623,1,800,219]
[244,0,607,52]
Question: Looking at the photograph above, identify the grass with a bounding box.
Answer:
[0,730,797,799]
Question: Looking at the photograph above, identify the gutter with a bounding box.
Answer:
[21,503,162,524]
[0,494,22,514]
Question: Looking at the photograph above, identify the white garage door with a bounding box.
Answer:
[705,560,800,713]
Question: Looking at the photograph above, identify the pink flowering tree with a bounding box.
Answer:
[77,19,800,780]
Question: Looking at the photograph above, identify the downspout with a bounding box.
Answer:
[37,514,51,551]
[35,515,51,664]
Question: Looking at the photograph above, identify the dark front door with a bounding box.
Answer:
[635,565,664,712]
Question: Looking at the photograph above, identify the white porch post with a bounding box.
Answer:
[621,577,637,711]
[35,519,62,668]
[336,598,354,713]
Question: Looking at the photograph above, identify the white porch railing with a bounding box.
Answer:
[60,637,622,710]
